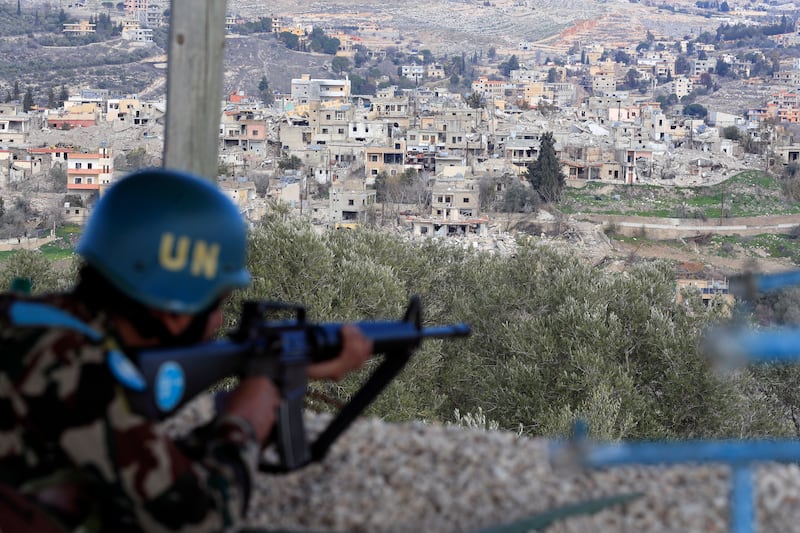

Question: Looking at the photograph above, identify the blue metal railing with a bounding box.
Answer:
[551,428,800,533]
[549,268,800,533]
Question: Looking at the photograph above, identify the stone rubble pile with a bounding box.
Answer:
[162,395,800,533]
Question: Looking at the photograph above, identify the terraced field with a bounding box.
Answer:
[231,0,721,56]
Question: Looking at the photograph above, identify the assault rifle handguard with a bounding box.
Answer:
[128,296,470,472]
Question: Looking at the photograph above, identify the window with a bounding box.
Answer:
[74,177,82,184]
[371,169,378,175]
[338,128,344,134]
[370,155,378,162]
[348,199,354,206]
[75,163,82,169]
[87,163,92,169]
[463,197,470,203]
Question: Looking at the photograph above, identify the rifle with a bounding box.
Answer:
[126,296,470,472]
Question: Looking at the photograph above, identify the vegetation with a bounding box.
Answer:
[230,17,273,35]
[2,216,797,440]
[561,171,800,218]
[226,217,788,439]
[525,132,566,203]
[0,4,72,36]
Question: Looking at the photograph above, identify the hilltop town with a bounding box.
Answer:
[1,0,800,275]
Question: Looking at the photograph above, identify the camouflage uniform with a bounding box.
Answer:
[0,292,262,532]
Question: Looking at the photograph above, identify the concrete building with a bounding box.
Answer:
[291,75,351,105]
[0,103,30,146]
[66,146,113,196]
[329,178,376,224]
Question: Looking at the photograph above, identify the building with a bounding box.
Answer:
[122,26,154,43]
[63,20,96,35]
[47,104,100,129]
[329,178,376,224]
[66,146,113,196]
[0,103,30,146]
[27,146,73,170]
[291,75,351,105]
[676,278,733,312]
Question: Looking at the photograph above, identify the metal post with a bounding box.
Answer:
[553,437,800,533]
[731,464,754,533]
[163,0,227,181]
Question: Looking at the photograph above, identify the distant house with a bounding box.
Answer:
[66,146,113,195]
[122,26,154,43]
[291,75,350,104]
[0,103,30,145]
[28,147,74,171]
[676,278,733,313]
[47,103,100,129]
[218,178,257,208]
[63,20,96,35]
[329,178,376,224]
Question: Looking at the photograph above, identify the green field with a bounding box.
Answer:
[562,171,800,219]
[0,225,80,263]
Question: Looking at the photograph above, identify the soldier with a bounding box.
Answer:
[0,169,372,531]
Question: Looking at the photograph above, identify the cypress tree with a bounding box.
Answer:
[525,131,566,203]
[22,87,34,112]
[58,85,69,106]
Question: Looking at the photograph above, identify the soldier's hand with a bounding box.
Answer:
[307,324,372,382]
[223,376,280,442]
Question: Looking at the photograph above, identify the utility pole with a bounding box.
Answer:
[163,0,227,182]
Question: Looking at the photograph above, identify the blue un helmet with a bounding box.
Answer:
[76,169,250,313]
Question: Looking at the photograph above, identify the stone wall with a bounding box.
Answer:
[578,213,800,240]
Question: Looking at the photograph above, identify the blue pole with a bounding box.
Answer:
[716,328,800,364]
[583,439,800,467]
[730,270,800,296]
[731,465,754,533]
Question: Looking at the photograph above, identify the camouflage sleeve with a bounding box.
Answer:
[54,341,262,532]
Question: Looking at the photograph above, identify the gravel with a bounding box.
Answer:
[162,394,800,533]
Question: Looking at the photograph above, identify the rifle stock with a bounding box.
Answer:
[127,296,470,471]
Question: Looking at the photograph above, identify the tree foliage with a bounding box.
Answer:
[498,55,519,77]
[683,103,708,118]
[258,76,274,105]
[279,31,300,51]
[0,250,77,294]
[331,56,350,74]
[308,28,340,55]
[525,132,566,203]
[465,92,483,109]
[278,155,302,170]
[226,217,787,439]
[22,86,33,111]
[230,17,272,35]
